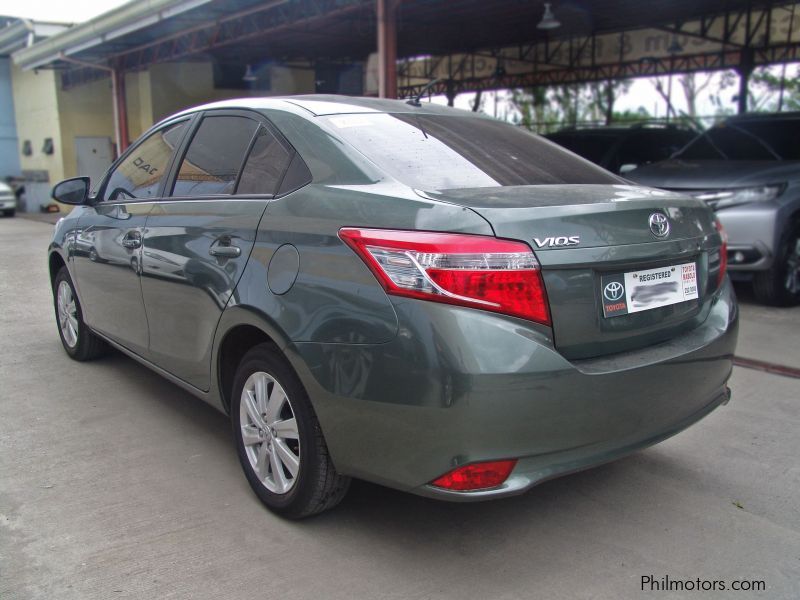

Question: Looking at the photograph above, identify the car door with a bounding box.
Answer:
[73,119,191,355]
[140,110,294,391]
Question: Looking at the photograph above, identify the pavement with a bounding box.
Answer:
[1,216,798,600]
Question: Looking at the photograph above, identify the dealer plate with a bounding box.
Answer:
[601,262,699,318]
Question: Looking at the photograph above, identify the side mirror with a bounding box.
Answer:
[52,177,90,205]
[619,163,639,175]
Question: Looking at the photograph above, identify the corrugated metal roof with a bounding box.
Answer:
[10,0,797,91]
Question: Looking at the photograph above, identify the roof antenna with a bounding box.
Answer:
[406,78,440,107]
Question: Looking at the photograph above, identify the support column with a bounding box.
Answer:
[111,68,130,155]
[736,49,754,114]
[377,0,399,98]
[445,79,456,107]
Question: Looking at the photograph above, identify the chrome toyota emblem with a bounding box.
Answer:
[603,281,624,301]
[649,212,670,238]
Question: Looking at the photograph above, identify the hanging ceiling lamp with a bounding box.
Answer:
[537,3,561,30]
[242,64,257,82]
[667,36,684,54]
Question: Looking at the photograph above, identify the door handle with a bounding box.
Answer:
[121,231,141,249]
[209,239,241,258]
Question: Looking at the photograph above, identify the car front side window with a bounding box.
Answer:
[171,115,259,197]
[102,121,188,202]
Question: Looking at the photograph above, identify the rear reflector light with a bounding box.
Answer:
[714,219,728,286]
[431,460,517,491]
[338,228,550,325]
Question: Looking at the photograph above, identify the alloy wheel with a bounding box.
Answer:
[57,280,79,348]
[239,371,301,494]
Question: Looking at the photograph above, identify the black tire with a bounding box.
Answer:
[53,267,108,361]
[753,224,800,306]
[231,344,350,519]
[3,209,14,217]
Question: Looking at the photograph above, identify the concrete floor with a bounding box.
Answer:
[1,216,798,600]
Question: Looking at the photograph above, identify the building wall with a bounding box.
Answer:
[0,58,21,178]
[11,64,64,211]
[147,62,315,124]
[126,70,154,141]
[57,77,115,180]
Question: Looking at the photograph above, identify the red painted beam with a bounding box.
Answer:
[377,0,399,98]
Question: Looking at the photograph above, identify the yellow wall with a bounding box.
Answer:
[11,64,64,182]
[125,70,155,141]
[56,77,115,179]
[148,62,315,124]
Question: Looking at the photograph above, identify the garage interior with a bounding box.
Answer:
[11,0,800,154]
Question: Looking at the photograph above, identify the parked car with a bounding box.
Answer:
[0,181,17,216]
[627,112,800,305]
[545,123,697,175]
[48,96,737,518]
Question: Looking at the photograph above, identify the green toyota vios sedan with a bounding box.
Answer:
[48,96,737,518]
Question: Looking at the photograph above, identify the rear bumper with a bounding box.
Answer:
[288,278,738,500]
[417,387,731,501]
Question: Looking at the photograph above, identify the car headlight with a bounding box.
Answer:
[695,184,785,210]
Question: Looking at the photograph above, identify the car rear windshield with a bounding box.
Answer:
[321,113,620,190]
[676,118,800,161]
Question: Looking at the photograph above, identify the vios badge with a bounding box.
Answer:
[648,212,670,238]
[603,281,625,301]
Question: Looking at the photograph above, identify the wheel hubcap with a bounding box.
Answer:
[56,281,79,348]
[239,372,300,494]
[785,237,800,295]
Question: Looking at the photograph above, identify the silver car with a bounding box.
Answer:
[0,181,16,217]
[628,112,800,306]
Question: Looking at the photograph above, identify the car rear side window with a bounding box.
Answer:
[103,120,188,201]
[236,127,293,195]
[322,113,621,190]
[172,116,259,197]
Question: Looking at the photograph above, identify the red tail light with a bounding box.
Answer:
[431,460,517,491]
[339,228,550,325]
[714,219,728,286]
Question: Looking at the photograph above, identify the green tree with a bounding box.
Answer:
[750,65,800,111]
[588,79,633,124]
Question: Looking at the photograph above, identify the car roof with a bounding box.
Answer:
[725,111,800,123]
[171,94,487,119]
[547,124,695,137]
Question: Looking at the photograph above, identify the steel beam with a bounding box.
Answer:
[398,43,800,98]
[59,0,372,89]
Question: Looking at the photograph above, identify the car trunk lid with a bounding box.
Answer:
[425,184,724,359]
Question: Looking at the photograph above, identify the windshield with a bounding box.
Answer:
[676,118,800,161]
[321,113,620,190]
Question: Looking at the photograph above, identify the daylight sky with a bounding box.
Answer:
[0,0,127,23]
